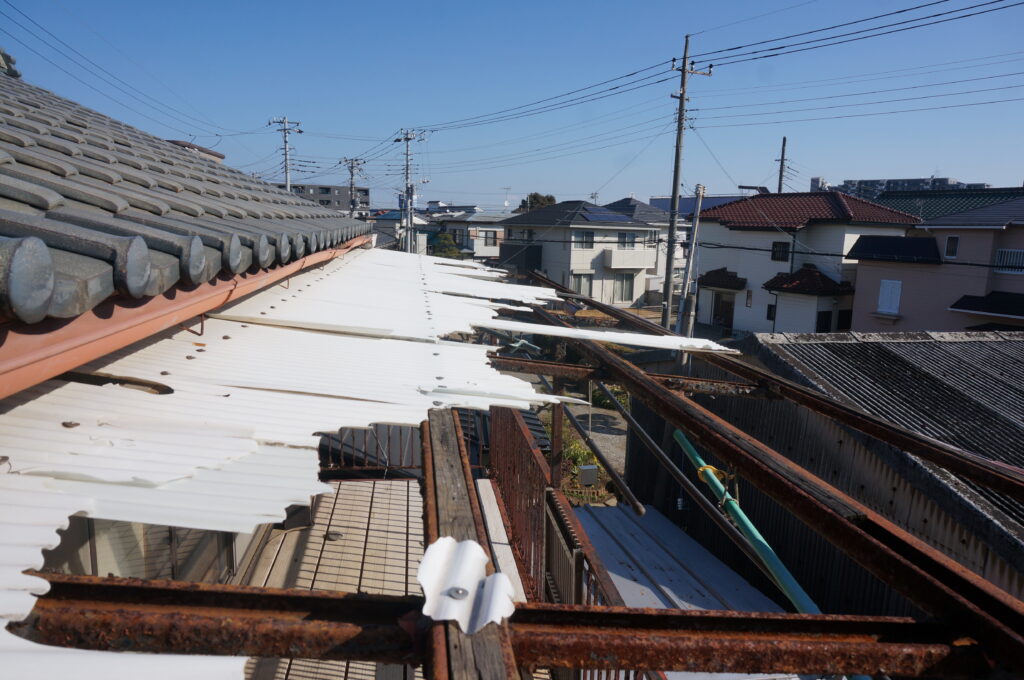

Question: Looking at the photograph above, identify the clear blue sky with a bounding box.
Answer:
[3,0,1022,210]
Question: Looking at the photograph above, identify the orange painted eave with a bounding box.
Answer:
[0,235,372,400]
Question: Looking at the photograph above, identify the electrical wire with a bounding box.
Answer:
[701,1,1024,68]
[692,0,824,36]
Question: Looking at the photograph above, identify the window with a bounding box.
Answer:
[837,309,853,331]
[766,304,776,321]
[318,187,331,195]
[482,230,497,246]
[944,236,959,258]
[613,272,634,302]
[995,248,1024,274]
[771,241,791,262]
[571,273,593,297]
[646,229,659,247]
[572,230,594,249]
[318,200,330,206]
[521,229,535,242]
[877,279,902,315]
[815,310,832,333]
[617,232,636,250]
[745,289,752,307]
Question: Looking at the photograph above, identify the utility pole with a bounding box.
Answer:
[660,35,712,329]
[776,136,788,194]
[502,186,512,212]
[394,129,425,253]
[343,157,365,218]
[675,184,705,339]
[589,192,599,204]
[268,117,303,192]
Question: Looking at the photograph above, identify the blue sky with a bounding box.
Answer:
[3,0,1022,210]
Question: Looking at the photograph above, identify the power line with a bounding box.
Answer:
[692,0,952,58]
[692,0,824,36]
[419,59,673,129]
[702,1,1024,68]
[694,82,1024,120]
[695,95,1024,128]
[692,69,1024,111]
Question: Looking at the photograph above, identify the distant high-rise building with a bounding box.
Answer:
[823,177,992,199]
[809,177,830,191]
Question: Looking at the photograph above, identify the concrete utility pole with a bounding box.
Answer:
[394,129,425,253]
[589,192,599,204]
[268,117,303,192]
[675,184,705,339]
[343,157,365,218]
[660,35,712,329]
[776,136,788,194]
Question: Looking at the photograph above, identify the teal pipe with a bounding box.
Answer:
[672,429,821,615]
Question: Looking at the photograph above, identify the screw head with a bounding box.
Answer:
[446,586,469,600]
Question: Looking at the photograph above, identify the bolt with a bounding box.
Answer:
[446,586,469,600]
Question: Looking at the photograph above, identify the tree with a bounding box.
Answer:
[432,232,463,260]
[513,192,556,213]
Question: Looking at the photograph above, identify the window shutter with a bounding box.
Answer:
[878,279,902,314]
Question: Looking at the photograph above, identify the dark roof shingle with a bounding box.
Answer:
[846,235,941,264]
[950,291,1024,319]
[873,187,1024,220]
[603,197,670,225]
[923,196,1024,227]
[697,267,747,290]
[499,200,651,228]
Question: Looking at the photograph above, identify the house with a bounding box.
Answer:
[366,209,430,253]
[692,192,919,333]
[431,212,506,261]
[847,197,1024,331]
[498,200,659,307]
[603,197,680,303]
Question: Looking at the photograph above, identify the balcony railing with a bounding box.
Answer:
[603,248,657,269]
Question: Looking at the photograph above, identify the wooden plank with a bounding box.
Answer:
[427,409,517,680]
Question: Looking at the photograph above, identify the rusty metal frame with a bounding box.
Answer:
[525,269,1024,504]
[531,303,1024,672]
[19,572,991,678]
[487,354,757,397]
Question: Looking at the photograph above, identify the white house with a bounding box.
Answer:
[603,197,684,303]
[498,201,659,307]
[692,192,919,333]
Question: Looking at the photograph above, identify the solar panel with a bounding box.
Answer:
[581,206,631,222]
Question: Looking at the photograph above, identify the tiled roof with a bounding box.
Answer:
[846,235,941,264]
[762,264,853,296]
[923,196,1024,227]
[950,291,1024,319]
[758,332,1024,525]
[0,73,370,325]
[498,200,651,228]
[603,197,670,225]
[873,187,1024,220]
[699,192,920,230]
[697,267,747,290]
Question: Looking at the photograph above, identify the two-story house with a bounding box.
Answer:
[433,212,506,262]
[603,197,680,304]
[693,192,919,333]
[498,201,658,306]
[847,198,1024,331]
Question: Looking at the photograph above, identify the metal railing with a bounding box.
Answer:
[318,424,422,473]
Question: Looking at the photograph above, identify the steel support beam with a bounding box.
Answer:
[19,573,992,678]
[525,269,1024,505]
[530,304,1024,673]
[487,354,756,397]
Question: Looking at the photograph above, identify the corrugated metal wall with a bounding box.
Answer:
[626,364,1023,614]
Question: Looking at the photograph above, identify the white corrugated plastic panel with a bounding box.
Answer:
[0,247,729,675]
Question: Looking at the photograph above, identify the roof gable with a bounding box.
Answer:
[699,192,919,230]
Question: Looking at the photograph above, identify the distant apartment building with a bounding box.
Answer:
[278,183,370,216]
[847,197,1024,331]
[498,201,659,307]
[692,192,918,333]
[825,177,993,200]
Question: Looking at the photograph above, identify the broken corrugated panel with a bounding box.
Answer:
[212,248,732,353]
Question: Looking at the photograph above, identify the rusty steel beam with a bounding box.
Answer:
[21,573,993,678]
[530,304,1024,673]
[15,571,421,663]
[510,603,986,678]
[526,270,1024,504]
[487,354,756,397]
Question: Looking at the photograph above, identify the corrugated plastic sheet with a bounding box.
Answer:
[1,246,729,676]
